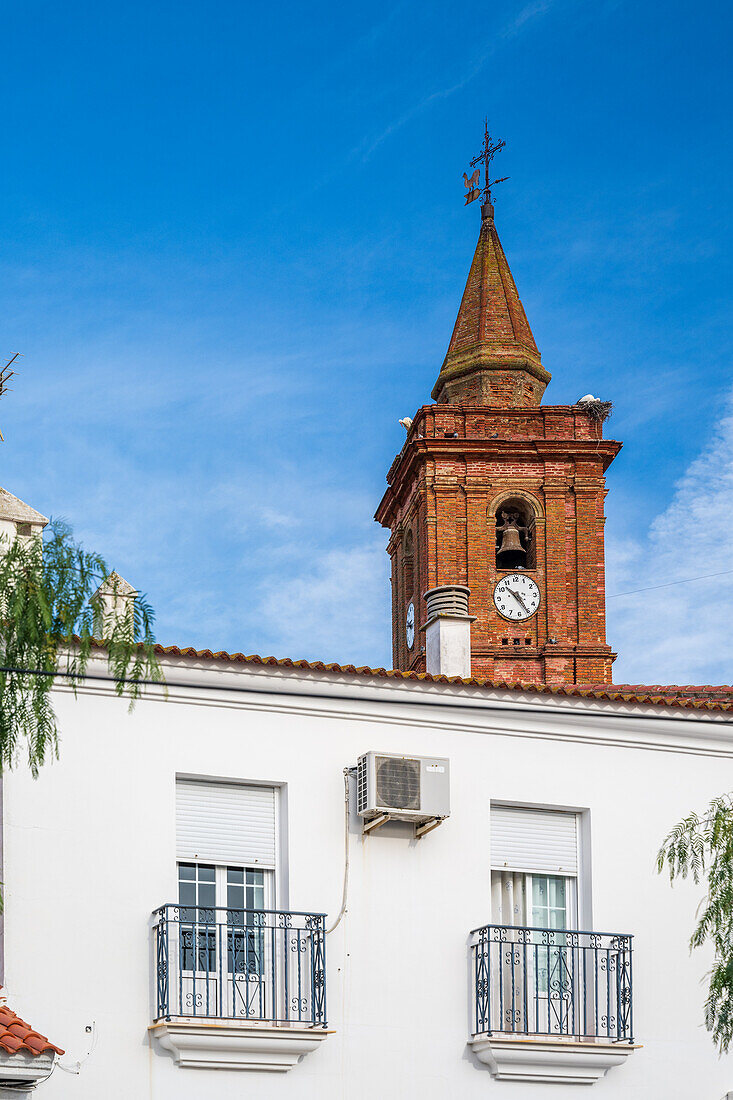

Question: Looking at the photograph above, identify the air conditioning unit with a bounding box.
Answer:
[356,752,450,829]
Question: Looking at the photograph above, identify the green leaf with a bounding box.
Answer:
[659,793,733,1051]
[0,519,165,778]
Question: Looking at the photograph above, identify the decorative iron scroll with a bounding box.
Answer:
[471,923,633,1043]
[153,904,327,1028]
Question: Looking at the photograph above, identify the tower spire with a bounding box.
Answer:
[433,130,550,406]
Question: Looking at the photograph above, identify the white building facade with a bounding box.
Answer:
[3,648,733,1097]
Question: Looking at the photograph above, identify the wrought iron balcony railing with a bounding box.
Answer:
[153,904,327,1028]
[471,923,633,1043]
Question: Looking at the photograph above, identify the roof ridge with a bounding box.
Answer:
[84,637,733,712]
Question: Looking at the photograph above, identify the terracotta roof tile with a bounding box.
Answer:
[0,994,63,1058]
[140,641,733,712]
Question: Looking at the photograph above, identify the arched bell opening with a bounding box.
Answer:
[495,497,536,570]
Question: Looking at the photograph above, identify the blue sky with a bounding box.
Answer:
[2,0,732,683]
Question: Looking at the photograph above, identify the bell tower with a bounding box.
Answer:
[375,139,621,686]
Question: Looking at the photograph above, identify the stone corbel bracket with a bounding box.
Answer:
[151,1020,332,1072]
[470,1035,639,1085]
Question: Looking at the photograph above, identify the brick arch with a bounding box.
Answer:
[488,490,543,572]
[486,488,544,520]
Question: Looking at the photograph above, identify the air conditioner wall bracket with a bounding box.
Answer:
[362,813,391,835]
[414,816,444,839]
[361,812,446,838]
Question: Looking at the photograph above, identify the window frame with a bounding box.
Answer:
[174,775,287,911]
[489,801,590,931]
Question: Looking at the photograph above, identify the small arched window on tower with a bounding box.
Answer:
[495,498,535,570]
[402,530,415,600]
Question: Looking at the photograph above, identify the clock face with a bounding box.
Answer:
[493,573,541,622]
[406,602,415,649]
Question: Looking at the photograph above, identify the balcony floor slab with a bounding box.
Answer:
[150,1020,332,1072]
[469,1035,639,1085]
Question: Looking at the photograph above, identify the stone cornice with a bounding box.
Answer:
[375,438,620,526]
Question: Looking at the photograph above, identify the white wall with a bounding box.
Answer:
[3,657,733,1098]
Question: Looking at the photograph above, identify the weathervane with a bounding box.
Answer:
[463,119,509,206]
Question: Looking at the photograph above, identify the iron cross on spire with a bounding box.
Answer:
[463,120,509,206]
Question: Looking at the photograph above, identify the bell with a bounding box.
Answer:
[497,525,527,569]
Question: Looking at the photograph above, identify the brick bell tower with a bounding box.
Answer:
[375,173,621,685]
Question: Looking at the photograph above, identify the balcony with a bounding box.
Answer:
[469,923,638,1085]
[150,904,330,1072]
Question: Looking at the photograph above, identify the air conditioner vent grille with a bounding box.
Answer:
[375,755,420,811]
[357,758,368,814]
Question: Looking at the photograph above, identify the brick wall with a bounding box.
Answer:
[375,405,621,686]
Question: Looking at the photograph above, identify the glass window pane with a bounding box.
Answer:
[246,869,264,887]
[228,867,244,885]
[198,882,216,909]
[199,865,216,882]
[549,876,566,908]
[247,883,264,910]
[227,884,244,910]
[179,882,196,907]
[532,877,548,906]
[179,863,195,880]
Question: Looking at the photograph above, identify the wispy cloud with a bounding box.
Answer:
[18,436,392,664]
[351,0,560,162]
[255,539,389,664]
[608,392,733,685]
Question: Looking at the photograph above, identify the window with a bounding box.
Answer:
[490,805,581,1032]
[154,781,329,1056]
[490,805,579,928]
[174,780,278,1014]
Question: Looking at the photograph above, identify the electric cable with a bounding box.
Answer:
[326,769,353,934]
[608,567,733,599]
[56,1021,97,1074]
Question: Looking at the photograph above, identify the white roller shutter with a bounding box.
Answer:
[176,780,276,868]
[491,805,578,876]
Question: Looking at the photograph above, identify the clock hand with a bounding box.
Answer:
[507,587,529,614]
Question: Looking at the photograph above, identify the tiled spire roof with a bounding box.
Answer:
[432,202,551,404]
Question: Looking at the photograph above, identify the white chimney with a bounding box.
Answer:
[92,572,138,637]
[423,585,475,679]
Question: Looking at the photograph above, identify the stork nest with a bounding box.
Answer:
[576,399,613,423]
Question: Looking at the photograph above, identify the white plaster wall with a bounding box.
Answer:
[3,661,733,1099]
